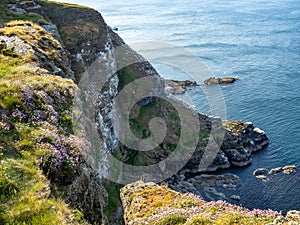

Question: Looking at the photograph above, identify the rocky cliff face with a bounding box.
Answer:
[34,0,270,185]
[0,1,110,224]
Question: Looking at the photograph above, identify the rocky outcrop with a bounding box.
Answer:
[253,168,269,176]
[65,165,108,224]
[0,21,74,79]
[182,120,269,175]
[164,79,198,94]
[167,173,241,202]
[204,77,238,85]
[254,166,297,180]
[222,121,269,153]
[282,165,297,174]
[32,0,270,184]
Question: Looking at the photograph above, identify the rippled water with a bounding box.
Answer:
[61,0,300,212]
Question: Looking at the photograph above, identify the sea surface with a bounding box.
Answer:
[61,0,300,213]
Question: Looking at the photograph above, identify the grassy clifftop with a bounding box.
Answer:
[0,2,93,224]
[121,181,300,225]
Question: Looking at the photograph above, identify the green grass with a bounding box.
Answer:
[0,0,44,23]
[104,181,123,223]
[155,215,187,225]
[0,16,88,224]
[0,154,81,225]
[117,65,141,91]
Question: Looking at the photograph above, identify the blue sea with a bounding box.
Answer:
[62,0,300,212]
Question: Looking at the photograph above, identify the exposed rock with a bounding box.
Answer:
[65,164,108,224]
[190,173,240,189]
[253,165,297,185]
[38,0,113,81]
[222,120,269,153]
[164,79,198,94]
[166,173,240,202]
[283,165,297,174]
[17,0,42,13]
[8,6,27,15]
[19,1,36,8]
[269,167,283,174]
[253,168,269,177]
[263,165,297,176]
[230,195,241,201]
[222,147,252,167]
[204,77,238,85]
[0,35,34,56]
[0,21,74,79]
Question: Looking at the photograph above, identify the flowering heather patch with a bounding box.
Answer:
[121,181,288,225]
[0,4,100,223]
[0,47,87,184]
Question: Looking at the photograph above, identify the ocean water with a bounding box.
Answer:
[61,0,300,212]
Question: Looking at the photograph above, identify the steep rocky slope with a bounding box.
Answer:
[0,1,108,224]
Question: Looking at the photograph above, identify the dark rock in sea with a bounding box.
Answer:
[231,195,241,201]
[204,77,238,85]
[167,173,241,203]
[269,167,283,174]
[253,168,269,177]
[253,165,297,185]
[266,165,296,176]
[283,165,297,174]
[164,79,198,94]
[222,147,252,167]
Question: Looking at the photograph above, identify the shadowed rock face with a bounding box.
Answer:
[34,0,269,178]
[65,165,108,224]
[204,77,238,85]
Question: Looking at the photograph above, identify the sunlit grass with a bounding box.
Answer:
[0,12,88,224]
[122,182,283,225]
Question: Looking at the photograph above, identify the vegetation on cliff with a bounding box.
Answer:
[0,3,91,224]
[121,181,299,225]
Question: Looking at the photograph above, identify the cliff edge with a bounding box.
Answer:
[121,181,300,225]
